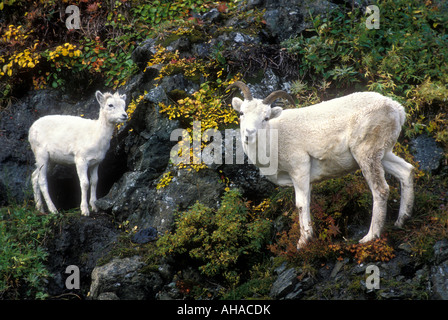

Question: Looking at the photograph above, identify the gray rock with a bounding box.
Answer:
[434,239,448,264]
[263,0,338,42]
[97,165,225,233]
[410,134,444,172]
[201,8,221,22]
[284,283,303,300]
[131,38,157,70]
[431,260,448,300]
[398,242,413,254]
[243,0,264,10]
[379,289,406,300]
[144,85,168,104]
[45,213,120,296]
[97,292,120,300]
[160,73,200,96]
[167,37,191,52]
[131,227,159,244]
[274,262,288,275]
[330,260,347,278]
[269,267,298,299]
[90,256,163,300]
[192,42,212,59]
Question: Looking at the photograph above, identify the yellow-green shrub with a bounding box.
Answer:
[147,44,240,172]
[156,189,272,285]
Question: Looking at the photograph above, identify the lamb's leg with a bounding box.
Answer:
[31,167,44,212]
[382,152,414,227]
[37,162,58,214]
[75,159,90,216]
[358,152,390,243]
[89,164,99,212]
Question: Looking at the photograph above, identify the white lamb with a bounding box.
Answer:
[227,81,414,249]
[28,91,128,216]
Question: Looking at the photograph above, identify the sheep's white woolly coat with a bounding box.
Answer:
[231,89,414,249]
[29,91,127,216]
[30,115,116,167]
[267,92,405,185]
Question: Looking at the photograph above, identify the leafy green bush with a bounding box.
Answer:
[156,189,272,285]
[283,0,448,146]
[0,0,223,104]
[0,205,56,299]
[284,0,448,88]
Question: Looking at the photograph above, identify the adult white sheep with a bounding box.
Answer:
[227,81,414,249]
[29,91,128,216]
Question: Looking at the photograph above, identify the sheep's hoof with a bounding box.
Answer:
[296,238,309,250]
[81,210,90,217]
[394,214,409,228]
[359,233,376,244]
[394,220,404,228]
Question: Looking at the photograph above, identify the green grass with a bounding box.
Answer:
[0,204,57,299]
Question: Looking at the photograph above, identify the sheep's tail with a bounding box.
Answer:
[389,99,406,128]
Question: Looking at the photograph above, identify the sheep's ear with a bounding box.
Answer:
[270,107,283,120]
[95,91,105,105]
[120,94,126,101]
[231,97,243,112]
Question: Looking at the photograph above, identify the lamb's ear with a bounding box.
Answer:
[95,91,105,105]
[231,97,243,112]
[270,107,283,120]
[120,94,126,101]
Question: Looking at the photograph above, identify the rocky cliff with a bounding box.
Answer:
[0,0,447,300]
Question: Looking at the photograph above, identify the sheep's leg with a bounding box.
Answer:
[89,164,99,212]
[358,152,390,243]
[295,185,313,250]
[75,159,90,216]
[291,164,313,250]
[31,167,44,212]
[382,152,414,227]
[37,162,58,214]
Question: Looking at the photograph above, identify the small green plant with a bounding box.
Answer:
[148,44,241,173]
[156,171,173,190]
[267,171,399,265]
[131,0,216,26]
[222,262,275,299]
[0,204,57,299]
[282,0,448,146]
[156,189,272,286]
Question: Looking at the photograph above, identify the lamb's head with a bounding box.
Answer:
[95,91,128,124]
[227,81,295,144]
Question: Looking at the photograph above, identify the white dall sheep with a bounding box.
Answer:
[227,81,414,249]
[29,91,128,216]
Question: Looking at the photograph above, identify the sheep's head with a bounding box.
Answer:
[95,91,128,124]
[227,81,295,144]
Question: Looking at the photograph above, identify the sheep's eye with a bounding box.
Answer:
[108,104,114,108]
[239,111,244,116]
[264,117,269,122]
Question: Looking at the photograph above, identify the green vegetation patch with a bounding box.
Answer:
[0,205,57,299]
